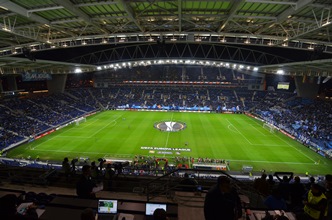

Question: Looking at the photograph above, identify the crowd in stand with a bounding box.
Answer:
[253,172,332,220]
[254,97,332,154]
[0,85,331,161]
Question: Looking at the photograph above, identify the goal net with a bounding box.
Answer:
[263,123,275,133]
[75,117,87,126]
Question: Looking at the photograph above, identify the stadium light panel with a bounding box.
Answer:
[276,69,284,74]
[74,68,82,73]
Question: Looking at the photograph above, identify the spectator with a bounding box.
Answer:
[267,174,276,190]
[81,208,96,220]
[302,183,327,220]
[204,176,242,220]
[253,173,270,196]
[90,161,99,180]
[61,157,71,178]
[306,176,316,191]
[325,174,332,220]
[0,194,38,220]
[153,208,168,220]
[275,172,293,201]
[264,188,288,211]
[179,173,198,192]
[104,164,115,190]
[76,165,97,199]
[290,176,306,211]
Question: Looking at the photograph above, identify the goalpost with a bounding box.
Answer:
[75,117,87,126]
[263,123,275,133]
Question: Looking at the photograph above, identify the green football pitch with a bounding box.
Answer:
[7,111,332,175]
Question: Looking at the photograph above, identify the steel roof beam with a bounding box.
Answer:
[276,0,313,23]
[217,0,245,33]
[0,0,77,39]
[245,0,296,6]
[52,0,109,34]
[310,3,332,9]
[76,1,118,7]
[27,6,64,13]
[282,20,332,44]
[0,0,49,24]
[255,0,313,35]
[117,0,144,33]
[178,0,182,32]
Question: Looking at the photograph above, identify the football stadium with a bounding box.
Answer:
[0,1,332,220]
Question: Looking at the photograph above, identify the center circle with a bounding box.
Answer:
[154,121,187,132]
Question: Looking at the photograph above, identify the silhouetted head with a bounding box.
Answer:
[82,165,91,176]
[153,208,167,220]
[325,174,332,189]
[309,176,315,183]
[217,176,231,193]
[0,194,18,217]
[268,174,274,181]
[311,183,323,196]
[294,176,301,183]
[81,208,96,220]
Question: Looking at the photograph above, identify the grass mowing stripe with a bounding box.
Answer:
[227,159,314,165]
[164,112,174,148]
[86,114,122,138]
[226,119,253,145]
[248,123,267,136]
[7,111,332,175]
[271,130,316,163]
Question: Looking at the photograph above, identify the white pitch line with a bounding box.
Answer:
[227,159,314,165]
[164,113,174,148]
[251,144,289,147]
[227,124,239,133]
[33,118,101,149]
[86,114,123,138]
[272,131,317,163]
[249,123,267,136]
[31,149,106,154]
[163,113,174,157]
[76,118,100,129]
[226,119,253,145]
[56,136,91,139]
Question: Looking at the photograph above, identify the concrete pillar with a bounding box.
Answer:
[47,74,67,94]
[294,76,319,98]
[7,75,17,91]
[0,79,3,92]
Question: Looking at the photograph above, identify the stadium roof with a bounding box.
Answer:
[0,0,332,76]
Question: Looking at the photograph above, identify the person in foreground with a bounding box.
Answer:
[0,194,38,220]
[204,175,242,220]
[76,165,97,199]
[299,183,327,220]
[153,208,169,220]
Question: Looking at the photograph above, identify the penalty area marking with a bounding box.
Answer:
[226,119,253,145]
[30,149,107,155]
[86,114,123,138]
[227,120,288,147]
[227,159,316,165]
[271,129,316,163]
[248,124,268,136]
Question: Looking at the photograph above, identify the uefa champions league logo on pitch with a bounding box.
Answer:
[154,121,187,132]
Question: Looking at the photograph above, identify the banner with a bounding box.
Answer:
[22,72,52,81]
